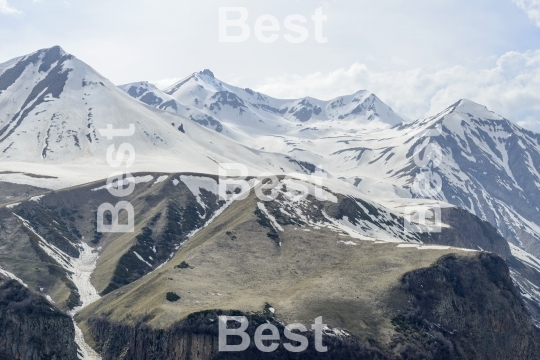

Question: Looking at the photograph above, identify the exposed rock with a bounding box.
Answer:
[420,207,511,258]
[87,311,384,360]
[0,276,78,360]
[390,252,540,359]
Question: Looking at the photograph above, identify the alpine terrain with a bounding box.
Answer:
[0,46,539,359]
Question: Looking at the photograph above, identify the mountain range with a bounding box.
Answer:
[120,63,540,273]
[1,46,540,359]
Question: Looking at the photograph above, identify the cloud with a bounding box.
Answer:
[152,77,181,90]
[0,0,20,14]
[512,0,540,26]
[254,50,540,133]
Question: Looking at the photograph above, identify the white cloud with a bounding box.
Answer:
[254,50,540,133]
[513,0,540,26]
[0,0,20,14]
[152,77,181,90]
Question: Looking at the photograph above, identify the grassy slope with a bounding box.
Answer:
[0,173,210,303]
[77,191,476,343]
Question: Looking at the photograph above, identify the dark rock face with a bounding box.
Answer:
[160,99,179,112]
[189,114,223,132]
[391,252,540,360]
[87,311,385,360]
[0,277,78,360]
[420,207,511,258]
[127,85,148,98]
[86,253,540,360]
[200,69,215,78]
[140,91,164,106]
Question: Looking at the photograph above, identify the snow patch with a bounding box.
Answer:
[397,243,477,251]
[180,175,219,209]
[0,267,28,287]
[133,251,152,267]
[337,240,358,246]
[257,202,284,231]
[153,175,168,186]
[510,243,540,273]
[91,175,154,191]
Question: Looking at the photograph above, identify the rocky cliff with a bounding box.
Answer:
[420,207,511,258]
[389,252,540,359]
[86,310,386,360]
[0,276,78,360]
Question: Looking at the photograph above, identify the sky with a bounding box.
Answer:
[1,0,540,131]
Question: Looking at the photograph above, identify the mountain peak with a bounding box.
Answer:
[353,89,370,96]
[456,98,487,110]
[44,45,66,53]
[439,98,505,121]
[32,45,68,59]
[164,69,219,95]
[418,99,510,134]
[198,69,214,78]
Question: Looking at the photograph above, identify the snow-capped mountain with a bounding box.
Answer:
[4,47,538,263]
[403,100,540,254]
[120,69,404,143]
[0,47,312,188]
[3,46,540,322]
[338,99,540,256]
[121,75,540,255]
[123,72,540,310]
[121,71,540,257]
[2,46,540,356]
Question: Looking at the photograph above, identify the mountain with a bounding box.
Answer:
[2,46,540,358]
[0,47,308,189]
[123,72,540,321]
[401,100,540,251]
[321,99,540,255]
[119,70,404,143]
[122,73,540,257]
[77,186,540,360]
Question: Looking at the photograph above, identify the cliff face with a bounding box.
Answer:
[87,316,219,360]
[420,207,511,258]
[0,278,78,360]
[390,252,540,359]
[86,253,540,360]
[87,311,386,360]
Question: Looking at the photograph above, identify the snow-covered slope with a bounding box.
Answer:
[3,48,540,261]
[260,99,540,258]
[355,100,540,257]
[0,47,311,188]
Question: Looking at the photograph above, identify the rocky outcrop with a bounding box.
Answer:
[420,207,511,258]
[0,277,78,360]
[390,252,540,359]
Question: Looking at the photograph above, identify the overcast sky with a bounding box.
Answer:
[1,0,540,131]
